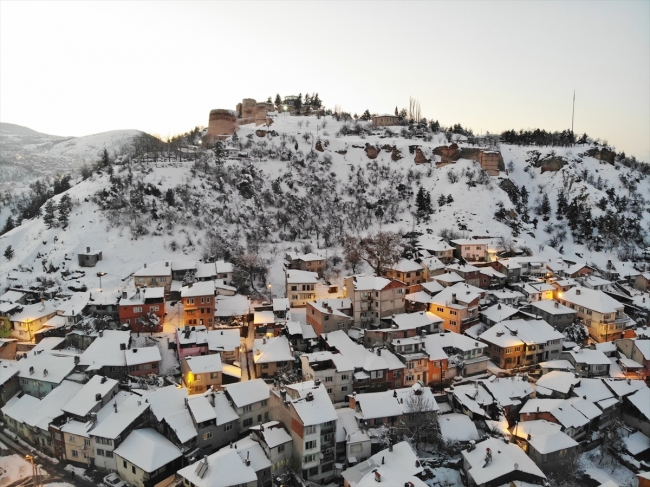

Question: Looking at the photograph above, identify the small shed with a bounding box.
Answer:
[77,247,103,267]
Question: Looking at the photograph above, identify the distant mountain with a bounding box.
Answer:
[0,122,60,137]
[0,124,144,186]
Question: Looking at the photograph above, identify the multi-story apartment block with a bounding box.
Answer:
[286,252,325,277]
[445,263,481,287]
[224,379,271,433]
[429,282,485,334]
[384,259,426,292]
[300,352,354,403]
[269,382,338,483]
[451,239,488,262]
[343,275,406,328]
[306,298,353,335]
[559,287,629,343]
[478,318,564,369]
[133,260,172,292]
[286,270,318,307]
[118,287,165,333]
[181,281,215,328]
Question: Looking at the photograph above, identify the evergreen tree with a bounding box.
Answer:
[429,120,440,132]
[520,186,529,206]
[415,187,427,221]
[57,194,72,229]
[296,93,302,113]
[304,93,312,106]
[266,96,272,103]
[43,199,57,229]
[312,93,322,108]
[438,194,447,207]
[395,106,398,116]
[446,194,454,204]
[556,191,568,220]
[1,216,15,235]
[540,193,551,218]
[164,188,176,207]
[274,93,282,108]
[360,110,372,121]
[213,141,226,166]
[3,245,14,260]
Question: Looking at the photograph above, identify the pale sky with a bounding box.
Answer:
[1,1,649,161]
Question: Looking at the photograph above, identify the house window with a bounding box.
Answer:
[97,449,105,456]
[341,386,348,391]
[278,444,285,453]
[132,466,136,474]
[406,375,414,382]
[341,374,348,380]
[243,405,252,413]
[261,400,268,406]
[327,388,333,393]
[133,307,142,313]
[243,418,253,427]
[325,377,333,382]
[305,425,316,435]
[203,431,213,440]
[71,450,78,458]
[436,307,444,313]
[304,454,316,463]
[224,423,233,431]
[305,440,317,450]
[210,372,219,379]
[150,306,159,312]
[106,451,114,458]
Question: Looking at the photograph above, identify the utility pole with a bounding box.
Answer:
[571,90,575,138]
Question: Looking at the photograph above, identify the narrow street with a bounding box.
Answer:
[0,431,94,487]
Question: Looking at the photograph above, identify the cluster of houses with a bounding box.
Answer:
[1,238,650,487]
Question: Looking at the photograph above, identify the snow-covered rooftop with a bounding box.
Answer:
[184,354,222,373]
[16,353,76,384]
[133,260,171,277]
[285,382,338,426]
[561,286,624,314]
[181,281,216,298]
[286,269,318,284]
[113,428,182,472]
[224,379,270,408]
[253,336,293,364]
[462,437,546,485]
[62,374,117,417]
[478,318,564,348]
[125,346,161,366]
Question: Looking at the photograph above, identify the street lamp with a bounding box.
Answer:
[25,455,38,487]
[267,284,272,302]
[97,272,107,291]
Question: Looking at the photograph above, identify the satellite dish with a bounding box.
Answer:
[514,463,519,470]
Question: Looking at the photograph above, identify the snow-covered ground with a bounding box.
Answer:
[0,454,47,487]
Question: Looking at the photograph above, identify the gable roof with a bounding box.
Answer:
[253,336,293,364]
[224,379,270,408]
[62,374,117,417]
[114,428,181,472]
[562,287,624,314]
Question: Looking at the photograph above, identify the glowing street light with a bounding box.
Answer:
[97,272,107,290]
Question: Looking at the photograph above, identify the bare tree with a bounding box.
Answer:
[341,231,403,275]
[401,390,443,451]
[408,97,422,123]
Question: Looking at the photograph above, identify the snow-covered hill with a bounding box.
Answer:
[0,123,143,187]
[0,114,647,300]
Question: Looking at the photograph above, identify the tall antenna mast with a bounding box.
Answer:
[571,90,575,136]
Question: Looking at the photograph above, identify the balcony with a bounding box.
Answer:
[320,423,335,434]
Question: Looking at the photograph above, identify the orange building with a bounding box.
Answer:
[181,281,215,328]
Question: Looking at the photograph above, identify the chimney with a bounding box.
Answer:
[29,366,34,375]
[74,356,80,365]
[165,261,169,267]
[280,388,287,401]
[263,337,267,345]
[43,369,48,377]
[144,263,147,268]
[113,402,117,413]
[133,348,138,353]
[122,291,127,300]
[452,293,457,304]
[576,289,581,295]
[377,348,382,356]
[120,343,126,350]
[498,304,501,309]
[99,330,104,338]
[554,302,559,308]
[87,247,90,253]
[306,392,314,401]
[95,393,102,401]
[374,471,381,483]
[101,376,107,383]
[314,378,321,386]
[389,442,393,452]
[382,456,385,465]
[245,451,250,466]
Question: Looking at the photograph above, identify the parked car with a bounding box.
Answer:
[103,473,127,487]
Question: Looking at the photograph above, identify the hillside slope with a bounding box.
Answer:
[0,114,647,300]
